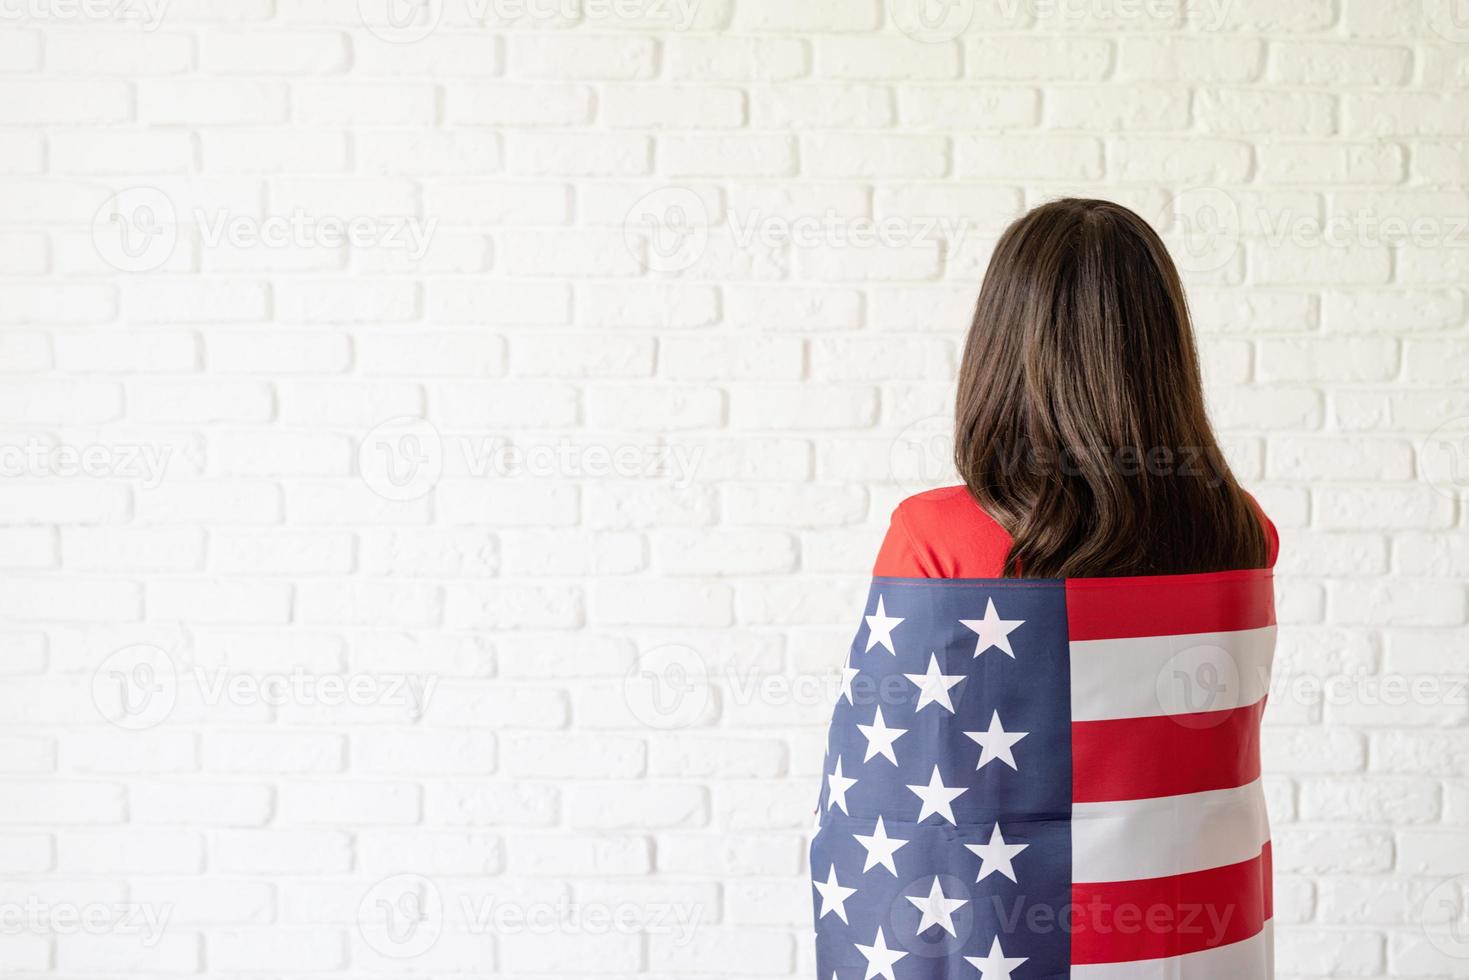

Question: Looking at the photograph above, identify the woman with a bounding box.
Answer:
[811,200,1279,979]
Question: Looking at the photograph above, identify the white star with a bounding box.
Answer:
[904,652,965,713]
[960,598,1024,658]
[965,936,1027,979]
[865,594,904,655]
[906,875,968,937]
[839,655,860,704]
[856,705,908,765]
[966,823,1029,883]
[853,815,908,875]
[906,764,968,824]
[964,711,1028,771]
[826,756,858,813]
[854,926,908,980]
[813,864,857,923]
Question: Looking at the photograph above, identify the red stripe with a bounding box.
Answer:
[1071,843,1272,964]
[1065,569,1275,641]
[1072,699,1264,803]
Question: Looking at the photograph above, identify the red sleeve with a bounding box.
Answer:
[873,505,931,577]
[873,487,1013,579]
[1244,492,1279,568]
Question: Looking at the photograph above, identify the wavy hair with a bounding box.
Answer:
[954,198,1268,578]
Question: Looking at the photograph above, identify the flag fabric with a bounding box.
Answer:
[811,569,1276,979]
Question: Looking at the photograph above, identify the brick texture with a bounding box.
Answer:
[2,1,1467,976]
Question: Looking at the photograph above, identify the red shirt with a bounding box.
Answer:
[874,485,1279,578]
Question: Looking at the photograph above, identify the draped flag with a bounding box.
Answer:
[811,570,1276,979]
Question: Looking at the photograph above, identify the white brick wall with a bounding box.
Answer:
[2,0,1468,976]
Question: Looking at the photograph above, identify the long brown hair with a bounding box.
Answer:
[954,198,1268,578]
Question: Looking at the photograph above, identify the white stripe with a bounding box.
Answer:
[1069,626,1276,722]
[1072,780,1271,882]
[1072,920,1273,980]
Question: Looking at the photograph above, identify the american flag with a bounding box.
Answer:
[811,570,1276,979]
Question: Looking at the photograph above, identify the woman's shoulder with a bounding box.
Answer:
[873,484,1279,578]
[873,485,1014,579]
